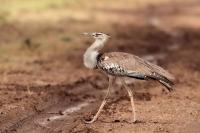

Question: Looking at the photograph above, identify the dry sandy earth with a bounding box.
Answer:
[0,0,200,133]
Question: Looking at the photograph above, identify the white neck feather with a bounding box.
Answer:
[84,38,107,69]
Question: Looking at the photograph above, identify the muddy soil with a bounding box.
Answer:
[0,1,200,133]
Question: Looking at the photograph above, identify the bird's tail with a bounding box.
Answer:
[158,79,174,91]
[126,70,174,92]
[148,72,174,92]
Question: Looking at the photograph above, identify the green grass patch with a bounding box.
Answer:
[0,0,78,13]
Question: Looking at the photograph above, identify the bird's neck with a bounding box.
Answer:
[84,38,107,69]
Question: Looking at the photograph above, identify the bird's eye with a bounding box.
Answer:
[96,33,102,36]
[92,33,102,37]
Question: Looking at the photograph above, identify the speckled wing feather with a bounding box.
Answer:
[97,52,175,91]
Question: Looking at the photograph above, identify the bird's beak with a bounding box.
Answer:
[82,32,92,36]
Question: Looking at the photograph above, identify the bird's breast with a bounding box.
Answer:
[83,51,99,69]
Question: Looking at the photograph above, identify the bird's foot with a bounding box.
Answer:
[83,117,96,124]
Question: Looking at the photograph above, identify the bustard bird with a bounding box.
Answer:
[83,32,174,123]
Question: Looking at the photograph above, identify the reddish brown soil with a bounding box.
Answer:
[0,1,200,133]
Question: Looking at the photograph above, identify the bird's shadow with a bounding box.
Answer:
[97,119,144,124]
[97,119,172,125]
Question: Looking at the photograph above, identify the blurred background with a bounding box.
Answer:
[0,0,200,132]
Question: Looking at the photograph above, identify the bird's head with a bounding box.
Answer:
[82,32,110,41]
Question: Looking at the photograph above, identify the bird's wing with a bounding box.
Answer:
[98,52,175,91]
[97,52,174,80]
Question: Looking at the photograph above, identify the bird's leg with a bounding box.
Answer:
[121,79,136,123]
[84,76,114,124]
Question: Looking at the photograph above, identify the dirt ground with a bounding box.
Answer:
[0,0,200,133]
